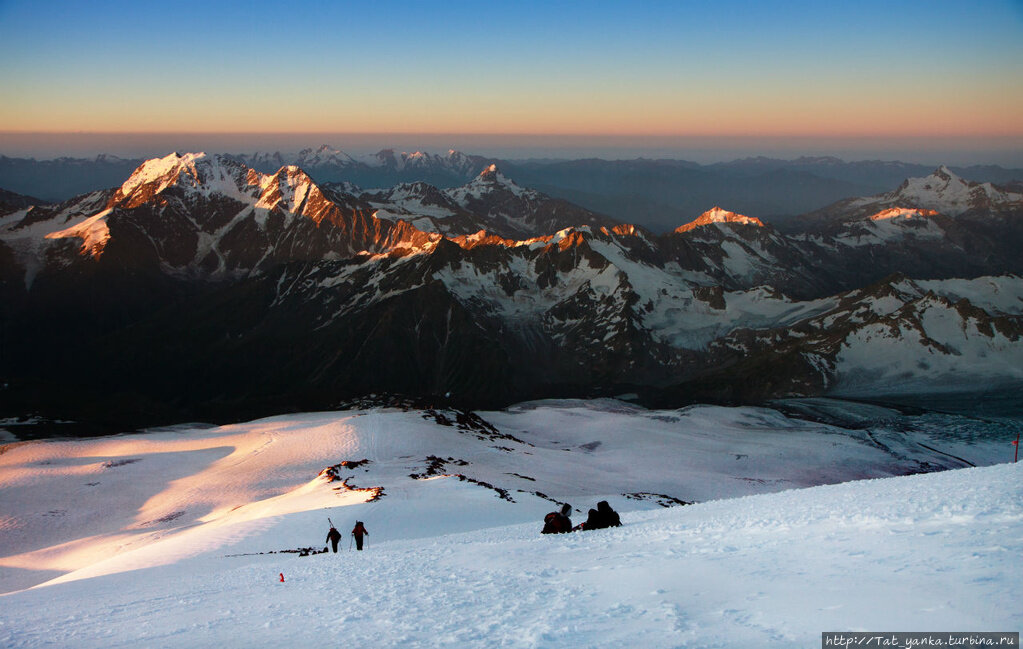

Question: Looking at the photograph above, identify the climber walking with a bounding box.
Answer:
[351,521,369,551]
[326,525,342,553]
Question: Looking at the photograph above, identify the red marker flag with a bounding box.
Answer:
[279,573,285,583]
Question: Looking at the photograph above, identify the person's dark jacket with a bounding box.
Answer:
[597,501,621,528]
[582,508,601,530]
[579,501,622,531]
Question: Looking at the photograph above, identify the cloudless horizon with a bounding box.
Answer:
[1,0,1021,165]
[2,131,1023,167]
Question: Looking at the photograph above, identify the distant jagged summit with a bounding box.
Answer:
[674,207,766,233]
[801,165,1023,227]
[446,163,537,208]
[853,165,1023,217]
[114,152,246,207]
[464,163,522,190]
[110,152,336,218]
[224,147,495,188]
[24,152,434,272]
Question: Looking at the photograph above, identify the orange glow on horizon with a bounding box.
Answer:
[4,126,1023,138]
[3,76,1022,141]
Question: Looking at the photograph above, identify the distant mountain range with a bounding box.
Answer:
[2,146,1021,232]
[1,153,1021,429]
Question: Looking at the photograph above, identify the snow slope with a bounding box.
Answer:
[1,428,1018,648]
[1,399,1010,594]
[831,292,1023,395]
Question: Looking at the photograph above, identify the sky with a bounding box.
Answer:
[1,0,1022,163]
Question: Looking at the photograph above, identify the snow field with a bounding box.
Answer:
[2,461,1019,649]
[833,294,1023,394]
[1,399,1019,647]
[1,400,1011,593]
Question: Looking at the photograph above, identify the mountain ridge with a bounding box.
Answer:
[4,149,1021,230]
[2,154,1022,428]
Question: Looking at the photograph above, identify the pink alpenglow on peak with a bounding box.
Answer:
[474,163,505,181]
[675,207,765,233]
[869,207,941,221]
[44,209,114,258]
[118,151,209,199]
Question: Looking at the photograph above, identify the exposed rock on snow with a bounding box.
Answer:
[0,402,1018,647]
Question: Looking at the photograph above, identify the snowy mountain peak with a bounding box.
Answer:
[294,145,354,167]
[255,164,325,213]
[297,145,343,157]
[102,152,366,232]
[843,165,1023,218]
[93,153,130,164]
[444,149,482,170]
[117,151,217,202]
[463,164,523,193]
[42,150,229,258]
[123,150,205,182]
[366,148,468,173]
[915,165,963,189]
[389,181,436,197]
[114,152,336,216]
[675,207,765,233]
[893,166,966,200]
[442,165,529,214]
[222,146,493,180]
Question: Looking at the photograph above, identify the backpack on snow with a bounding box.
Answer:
[541,511,569,534]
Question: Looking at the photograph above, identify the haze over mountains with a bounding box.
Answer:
[3,145,1022,231]
[2,149,1021,429]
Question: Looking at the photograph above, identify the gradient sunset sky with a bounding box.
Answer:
[1,0,1021,162]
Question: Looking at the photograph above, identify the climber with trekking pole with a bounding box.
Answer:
[351,521,368,551]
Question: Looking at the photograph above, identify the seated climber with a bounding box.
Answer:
[541,503,573,534]
[577,500,622,531]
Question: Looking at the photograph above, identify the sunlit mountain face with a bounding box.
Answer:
[2,1,1021,645]
[1,154,1021,430]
